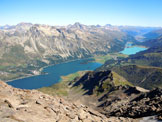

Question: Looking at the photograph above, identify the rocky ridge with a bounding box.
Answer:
[70,70,162,120]
[0,81,137,122]
[103,88,162,120]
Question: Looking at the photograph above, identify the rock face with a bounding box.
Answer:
[0,81,138,122]
[102,88,162,120]
[0,22,132,61]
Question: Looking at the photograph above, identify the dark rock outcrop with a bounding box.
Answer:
[73,70,113,95]
[104,88,162,120]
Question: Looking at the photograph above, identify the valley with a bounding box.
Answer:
[7,43,146,89]
[38,27,162,121]
[1,23,157,82]
[0,22,162,122]
[0,23,154,83]
[0,22,136,81]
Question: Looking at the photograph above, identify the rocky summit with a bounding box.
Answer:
[0,81,138,122]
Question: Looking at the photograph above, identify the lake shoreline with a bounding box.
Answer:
[6,56,96,83]
[6,44,147,83]
[120,43,148,55]
[7,58,102,89]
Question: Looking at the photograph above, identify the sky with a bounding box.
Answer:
[1,0,162,27]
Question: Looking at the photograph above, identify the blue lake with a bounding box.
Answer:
[7,59,102,89]
[120,46,147,55]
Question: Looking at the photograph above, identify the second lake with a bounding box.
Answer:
[120,44,147,55]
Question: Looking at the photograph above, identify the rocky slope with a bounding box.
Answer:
[0,22,134,61]
[0,81,138,122]
[104,88,162,120]
[69,71,162,121]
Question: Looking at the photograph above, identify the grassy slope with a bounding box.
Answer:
[126,46,162,67]
[39,71,86,96]
[97,46,162,90]
[112,72,133,87]
[112,65,162,89]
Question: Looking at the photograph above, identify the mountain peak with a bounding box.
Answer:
[68,22,85,29]
[105,24,112,27]
[16,22,33,26]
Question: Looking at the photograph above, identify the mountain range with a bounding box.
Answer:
[1,22,161,81]
[0,22,137,81]
[0,22,134,61]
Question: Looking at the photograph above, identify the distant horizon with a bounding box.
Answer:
[1,22,162,28]
[1,0,162,27]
